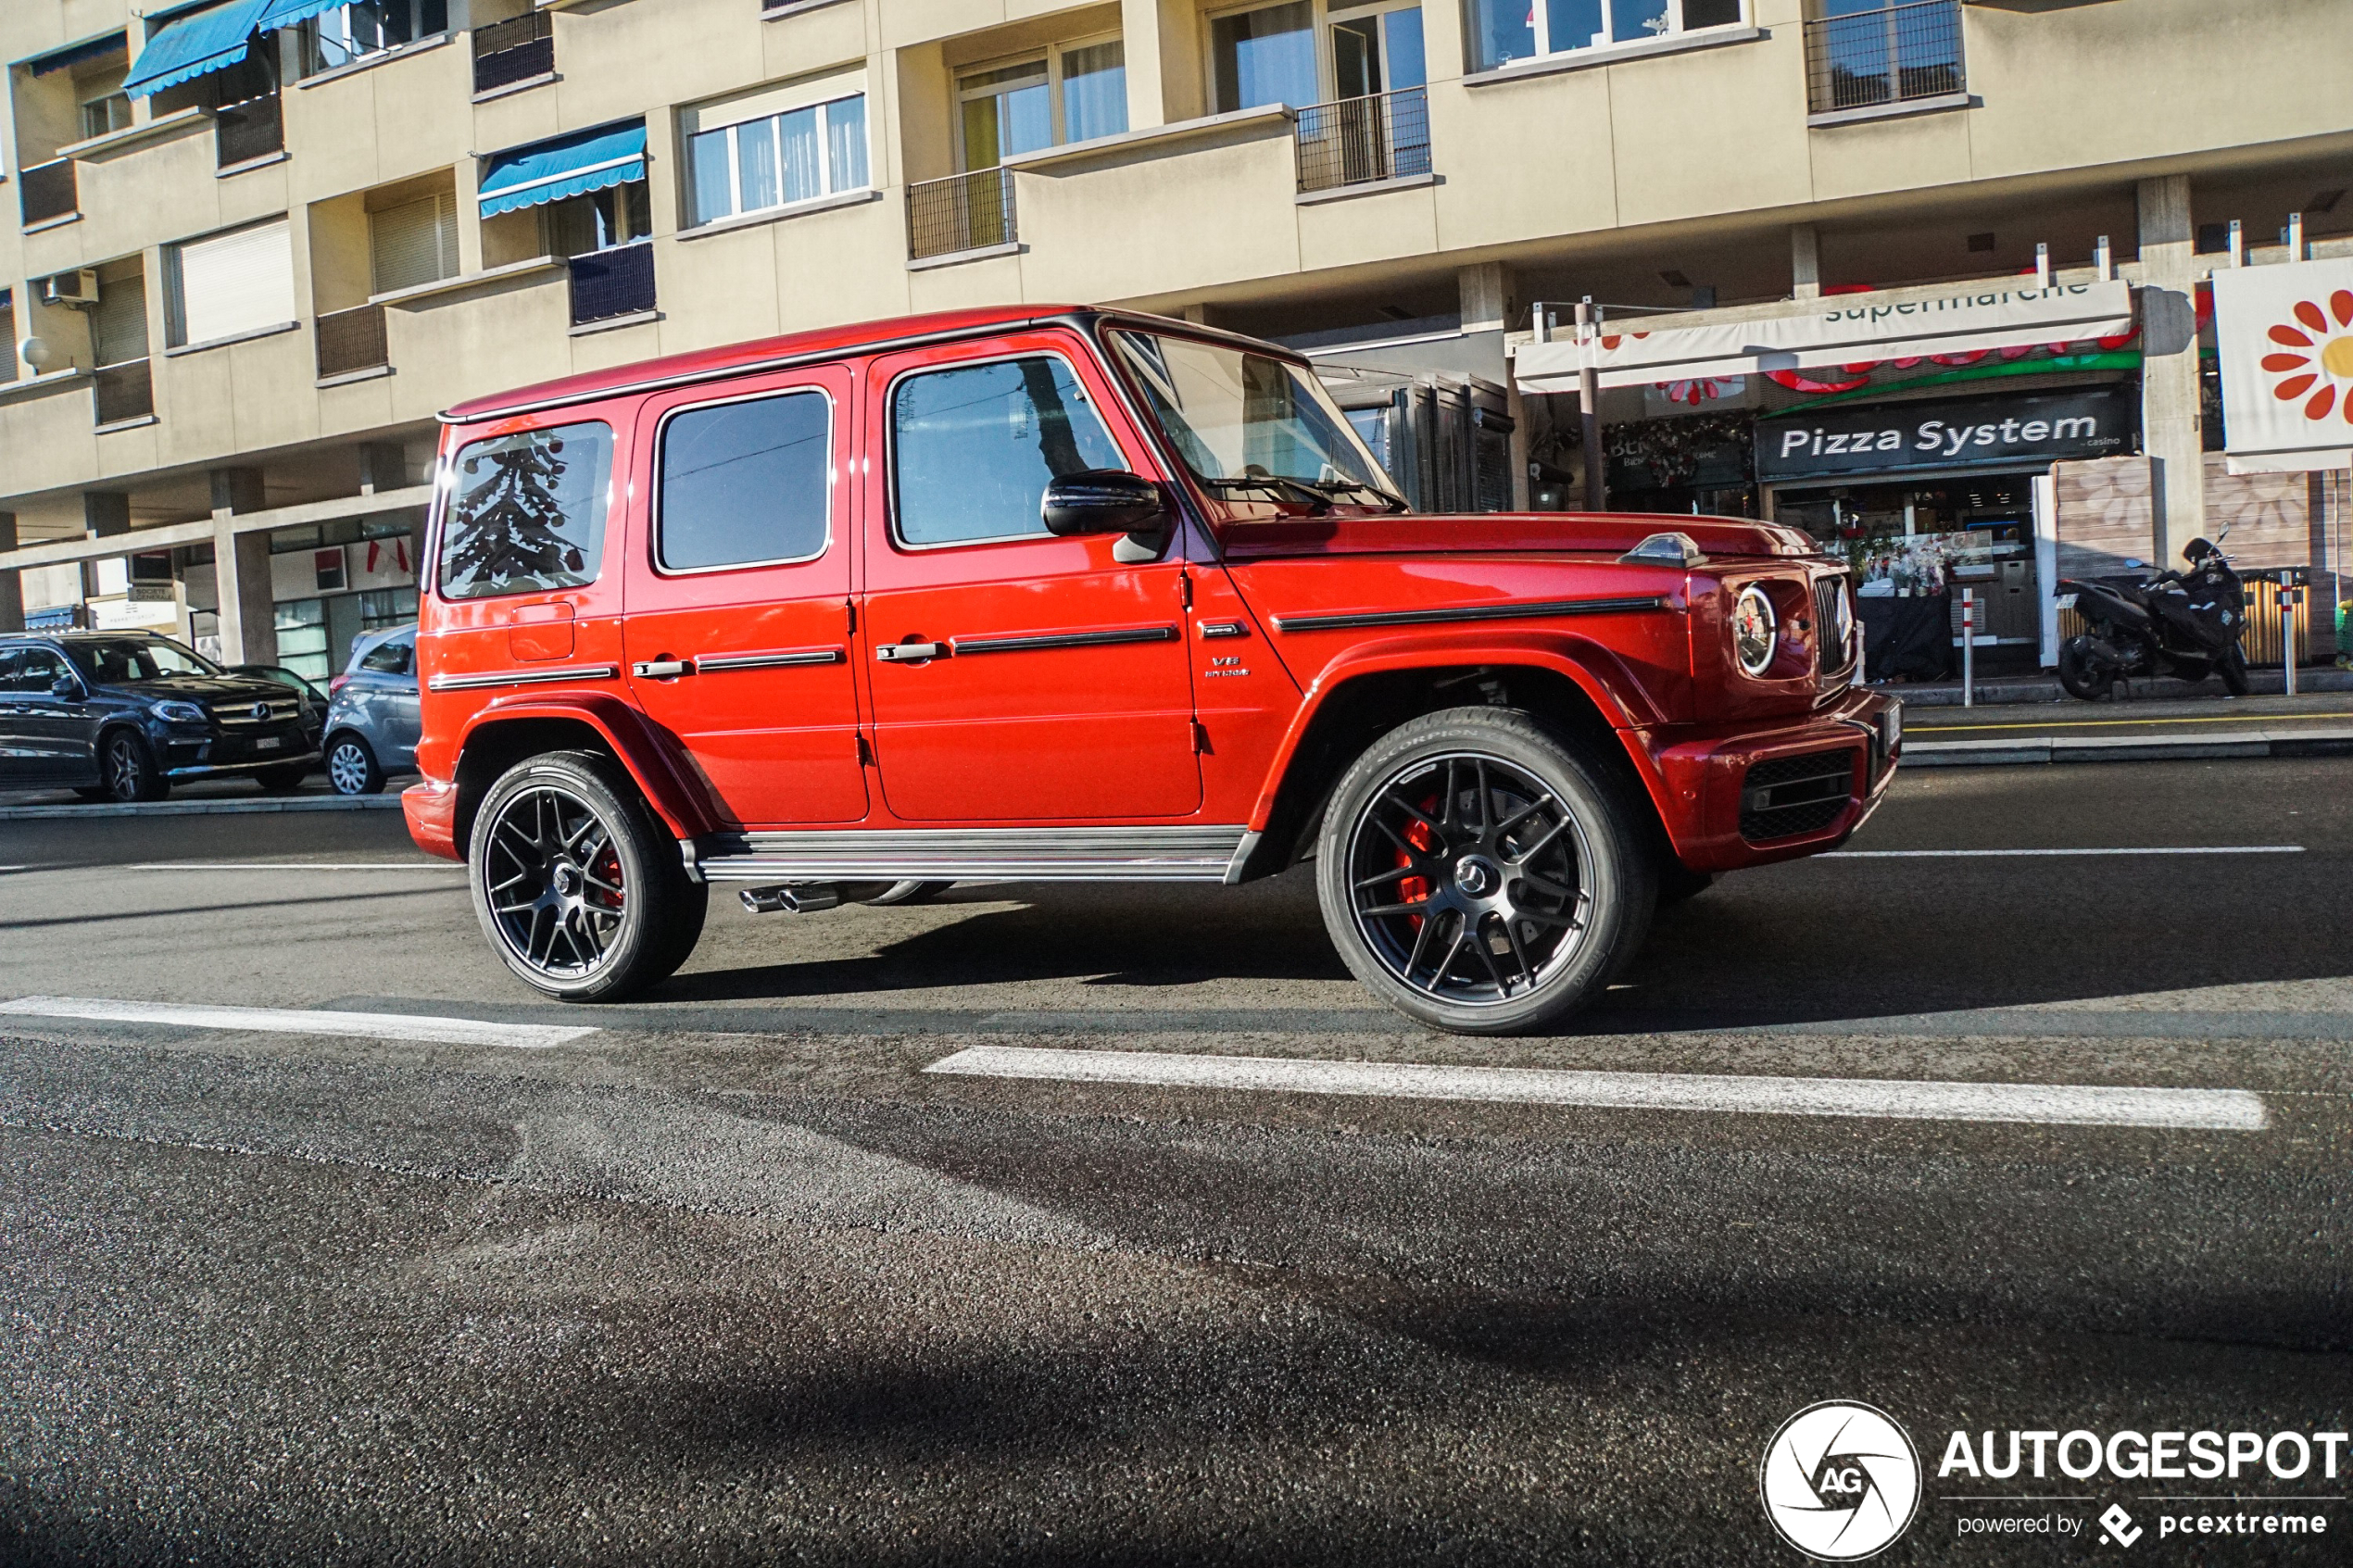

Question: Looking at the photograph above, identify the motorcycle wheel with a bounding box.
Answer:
[2220,646,2251,696]
[2057,637,2115,701]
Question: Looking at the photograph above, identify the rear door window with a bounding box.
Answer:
[657,390,832,571]
[359,637,412,676]
[889,356,1123,547]
[438,421,615,599]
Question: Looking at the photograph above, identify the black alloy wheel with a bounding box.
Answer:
[254,762,312,792]
[102,730,168,803]
[1316,709,1655,1035]
[469,750,706,1001]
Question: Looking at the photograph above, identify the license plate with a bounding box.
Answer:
[253,735,283,751]
[2054,593,2077,610]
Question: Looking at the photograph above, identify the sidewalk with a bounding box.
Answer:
[1888,665,2353,708]
[1900,688,2353,768]
[0,780,404,821]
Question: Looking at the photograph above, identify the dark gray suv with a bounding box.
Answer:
[321,624,420,796]
[0,632,320,801]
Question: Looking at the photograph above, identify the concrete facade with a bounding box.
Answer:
[1,0,2348,665]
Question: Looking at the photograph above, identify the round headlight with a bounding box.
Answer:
[1732,585,1779,677]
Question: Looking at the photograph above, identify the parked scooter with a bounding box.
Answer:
[2056,528,2250,700]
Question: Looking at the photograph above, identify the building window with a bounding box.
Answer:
[370,189,460,295]
[1466,0,1743,72]
[93,264,149,370]
[687,94,869,227]
[438,422,615,599]
[301,0,449,73]
[167,217,296,349]
[274,597,330,680]
[358,587,419,632]
[957,38,1127,169]
[80,89,132,141]
[0,293,16,385]
[1212,3,1423,110]
[547,182,651,257]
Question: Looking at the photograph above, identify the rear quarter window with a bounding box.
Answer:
[438,421,615,600]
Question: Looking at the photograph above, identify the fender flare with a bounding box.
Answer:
[1245,629,1683,834]
[452,691,720,841]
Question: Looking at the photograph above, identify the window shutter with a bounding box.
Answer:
[174,218,296,348]
[371,193,459,295]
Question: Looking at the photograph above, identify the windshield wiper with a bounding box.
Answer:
[1198,474,1333,513]
[1294,477,1410,513]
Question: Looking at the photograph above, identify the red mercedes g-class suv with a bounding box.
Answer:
[405,306,1896,1035]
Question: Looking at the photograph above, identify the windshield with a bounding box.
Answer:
[1108,331,1403,507]
[66,636,221,684]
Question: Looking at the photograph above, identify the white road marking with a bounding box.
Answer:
[125,861,464,872]
[1825,847,2305,859]
[0,996,594,1049]
[925,1046,2268,1131]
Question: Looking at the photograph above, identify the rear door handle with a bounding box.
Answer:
[874,642,944,663]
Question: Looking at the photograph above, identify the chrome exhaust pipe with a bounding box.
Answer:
[738,884,843,915]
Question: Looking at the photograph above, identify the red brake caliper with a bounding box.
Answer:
[1397,797,1441,928]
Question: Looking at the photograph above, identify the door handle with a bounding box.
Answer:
[874,642,944,663]
[630,659,692,679]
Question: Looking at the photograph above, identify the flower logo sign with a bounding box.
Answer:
[2261,289,2353,424]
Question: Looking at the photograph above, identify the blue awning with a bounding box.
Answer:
[478,122,648,218]
[255,0,354,30]
[122,0,268,98]
[26,31,127,77]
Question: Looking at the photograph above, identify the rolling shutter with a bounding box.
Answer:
[173,217,295,347]
[370,192,459,295]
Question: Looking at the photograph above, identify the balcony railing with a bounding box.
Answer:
[316,303,389,379]
[1295,86,1430,195]
[20,158,77,226]
[94,359,153,426]
[1804,0,1965,116]
[215,93,283,169]
[568,242,656,326]
[473,10,554,94]
[907,167,1015,261]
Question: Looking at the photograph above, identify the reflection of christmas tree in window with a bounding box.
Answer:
[446,431,585,592]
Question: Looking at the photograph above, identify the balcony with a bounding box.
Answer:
[1295,86,1430,196]
[94,359,153,426]
[907,168,1015,262]
[473,11,555,95]
[215,93,284,169]
[1804,0,1966,119]
[316,304,389,379]
[20,158,78,226]
[568,242,655,327]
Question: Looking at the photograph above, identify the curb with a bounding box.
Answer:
[1904,727,2353,767]
[0,795,407,822]
[1889,669,2353,708]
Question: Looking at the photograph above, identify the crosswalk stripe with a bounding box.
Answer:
[924,1046,2268,1131]
[0,996,594,1049]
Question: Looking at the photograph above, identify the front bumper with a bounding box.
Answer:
[402,777,462,861]
[162,748,323,781]
[1639,685,1900,873]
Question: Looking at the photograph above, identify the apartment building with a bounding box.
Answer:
[0,0,2347,678]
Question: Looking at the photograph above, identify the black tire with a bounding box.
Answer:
[468,749,707,1002]
[254,762,312,791]
[2219,646,2251,697]
[860,880,955,906]
[100,730,168,803]
[324,733,385,796]
[1315,708,1656,1036]
[2056,637,2115,701]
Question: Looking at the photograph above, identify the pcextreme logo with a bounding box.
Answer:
[1759,1401,1924,1561]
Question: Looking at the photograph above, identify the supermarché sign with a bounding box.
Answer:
[1755,387,2137,481]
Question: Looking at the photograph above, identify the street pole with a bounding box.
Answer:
[1961,588,1975,707]
[2283,584,2300,696]
[1576,297,1604,513]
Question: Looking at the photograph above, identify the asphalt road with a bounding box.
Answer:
[1,759,2347,1565]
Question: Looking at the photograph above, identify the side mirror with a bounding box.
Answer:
[50,675,79,700]
[1042,470,1167,540]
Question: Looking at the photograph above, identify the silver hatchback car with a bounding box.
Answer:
[321,624,420,796]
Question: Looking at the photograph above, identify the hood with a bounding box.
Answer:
[104,672,296,705]
[1214,511,1822,561]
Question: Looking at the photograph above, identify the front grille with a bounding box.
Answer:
[1740,749,1857,842]
[215,697,303,729]
[1817,574,1853,678]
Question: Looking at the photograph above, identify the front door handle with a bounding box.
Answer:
[874,642,944,663]
[631,659,692,679]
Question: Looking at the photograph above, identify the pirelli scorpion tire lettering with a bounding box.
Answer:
[1315,708,1657,1036]
[468,750,708,1002]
